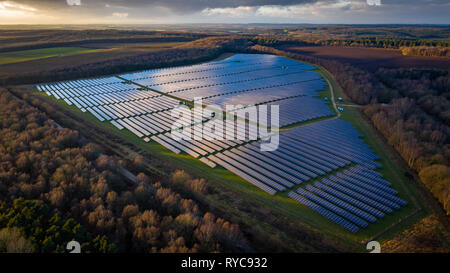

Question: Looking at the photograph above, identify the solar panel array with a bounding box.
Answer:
[35,54,406,233]
[228,96,334,127]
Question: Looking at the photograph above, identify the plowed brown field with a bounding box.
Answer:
[283,46,450,71]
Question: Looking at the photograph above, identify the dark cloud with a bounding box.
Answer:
[4,0,450,23]
[133,0,319,11]
[12,0,321,12]
[9,0,450,14]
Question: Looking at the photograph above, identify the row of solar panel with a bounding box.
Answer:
[61,89,163,110]
[190,79,327,105]
[208,154,277,195]
[282,120,380,169]
[37,56,283,91]
[296,125,377,158]
[81,95,180,121]
[288,191,359,233]
[285,124,376,158]
[290,175,406,230]
[313,179,385,218]
[126,63,306,87]
[261,140,344,174]
[327,175,405,209]
[233,96,334,127]
[137,71,322,95]
[37,57,326,134]
[289,165,406,232]
[108,105,212,135]
[120,58,273,81]
[297,187,368,228]
[278,137,351,168]
[108,107,264,156]
[312,171,404,211]
[305,184,377,223]
[121,60,272,82]
[320,178,394,214]
[135,66,309,88]
[80,93,275,144]
[289,125,377,160]
[284,123,377,165]
[38,82,135,99]
[36,54,316,94]
[242,127,362,187]
[150,118,262,156]
[75,89,162,107]
[202,132,360,194]
[120,54,313,81]
[348,165,390,186]
[153,131,236,159]
[36,76,121,91]
[41,77,327,126]
[198,119,404,212]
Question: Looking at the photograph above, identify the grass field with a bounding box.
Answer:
[0,47,102,65]
[21,56,435,252]
[0,42,188,81]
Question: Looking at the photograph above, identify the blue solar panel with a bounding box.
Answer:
[289,191,359,233]
[305,184,377,223]
[296,187,368,228]
[313,181,385,219]
[36,54,407,233]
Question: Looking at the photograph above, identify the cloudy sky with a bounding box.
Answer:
[0,0,449,24]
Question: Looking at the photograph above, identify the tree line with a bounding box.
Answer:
[401,46,450,57]
[314,38,450,49]
[252,36,450,57]
[253,36,450,48]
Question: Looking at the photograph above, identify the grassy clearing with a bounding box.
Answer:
[0,47,103,65]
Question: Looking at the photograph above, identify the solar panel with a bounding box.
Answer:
[34,54,407,233]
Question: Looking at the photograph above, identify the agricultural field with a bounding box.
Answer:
[0,41,190,82]
[35,54,413,236]
[0,47,102,65]
[281,46,450,72]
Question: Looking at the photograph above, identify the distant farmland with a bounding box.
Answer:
[0,47,102,65]
[283,46,450,71]
[0,41,198,85]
